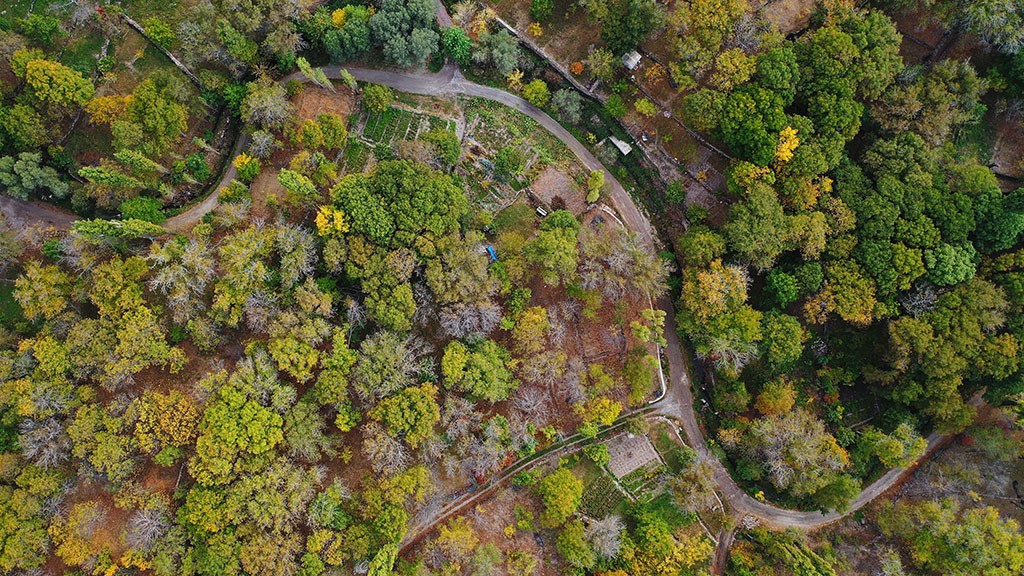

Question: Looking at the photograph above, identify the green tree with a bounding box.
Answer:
[552,88,583,124]
[530,0,554,22]
[585,47,617,81]
[0,105,48,151]
[923,243,977,286]
[369,382,441,448]
[120,197,166,224]
[522,79,551,107]
[667,0,747,77]
[363,83,394,114]
[601,0,663,55]
[17,13,64,45]
[473,30,521,76]
[441,340,519,402]
[677,226,726,268]
[765,270,799,308]
[723,181,789,270]
[113,75,188,157]
[860,423,927,469]
[604,94,627,117]
[23,59,94,109]
[557,521,596,569]
[0,153,69,200]
[442,26,472,66]
[189,359,286,486]
[537,468,583,527]
[524,224,579,286]
[878,499,1024,575]
[759,312,807,372]
[0,465,65,573]
[278,169,320,206]
[753,377,797,417]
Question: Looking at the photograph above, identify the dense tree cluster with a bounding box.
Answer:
[672,4,1024,513]
[0,124,668,573]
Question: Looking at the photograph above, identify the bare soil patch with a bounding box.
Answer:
[991,112,1024,181]
[484,0,600,73]
[532,166,584,215]
[294,85,355,122]
[758,0,816,36]
[248,161,289,220]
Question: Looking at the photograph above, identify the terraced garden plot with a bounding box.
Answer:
[580,471,626,518]
[361,107,455,145]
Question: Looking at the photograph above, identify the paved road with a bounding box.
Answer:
[316,64,660,251]
[0,56,958,535]
[0,195,77,232]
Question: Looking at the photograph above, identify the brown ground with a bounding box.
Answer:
[247,165,289,220]
[294,85,356,122]
[992,112,1024,181]
[531,166,585,215]
[484,0,600,76]
[757,0,816,36]
[402,461,564,575]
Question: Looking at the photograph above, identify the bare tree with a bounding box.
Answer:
[900,283,938,317]
[248,129,281,159]
[20,418,70,469]
[438,301,502,340]
[586,515,624,559]
[352,331,424,401]
[441,396,482,441]
[362,423,410,476]
[467,436,504,478]
[212,199,252,228]
[672,459,719,514]
[345,297,367,329]
[243,290,279,334]
[519,350,567,385]
[125,507,169,551]
[512,386,550,422]
[556,358,586,406]
[578,226,671,301]
[241,76,294,130]
[276,224,316,289]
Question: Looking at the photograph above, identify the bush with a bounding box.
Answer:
[522,79,551,107]
[120,197,166,224]
[185,152,212,181]
[363,84,394,114]
[143,17,175,49]
[218,180,251,204]
[530,0,554,22]
[495,146,525,177]
[634,97,658,117]
[232,153,261,183]
[605,94,626,118]
[582,443,611,467]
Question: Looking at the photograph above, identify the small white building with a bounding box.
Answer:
[609,136,633,156]
[622,50,642,70]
